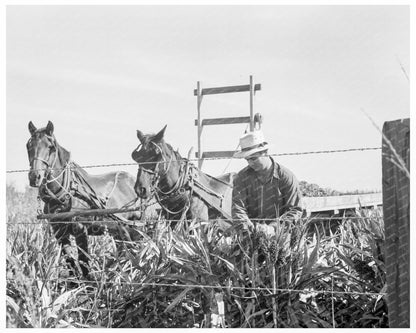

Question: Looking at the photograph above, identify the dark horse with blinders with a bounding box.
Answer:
[131,125,234,227]
[27,121,142,276]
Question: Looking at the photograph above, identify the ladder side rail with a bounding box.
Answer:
[196,81,203,169]
[195,76,261,169]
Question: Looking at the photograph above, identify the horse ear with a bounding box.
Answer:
[153,125,167,142]
[187,146,194,160]
[131,149,139,162]
[137,130,146,144]
[45,121,54,136]
[28,121,37,135]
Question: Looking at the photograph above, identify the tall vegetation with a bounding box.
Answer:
[6,184,387,328]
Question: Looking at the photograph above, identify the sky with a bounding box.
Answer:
[5,4,410,193]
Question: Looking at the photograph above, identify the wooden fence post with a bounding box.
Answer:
[382,118,410,328]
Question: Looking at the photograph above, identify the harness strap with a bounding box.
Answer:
[137,141,230,220]
[192,178,225,200]
[71,167,107,210]
[153,157,230,219]
[192,185,233,223]
[105,171,121,203]
[157,194,190,216]
[32,156,50,167]
[40,161,72,205]
[38,147,138,227]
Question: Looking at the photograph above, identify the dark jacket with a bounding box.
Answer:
[232,158,303,227]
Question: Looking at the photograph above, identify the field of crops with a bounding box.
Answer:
[6,184,388,328]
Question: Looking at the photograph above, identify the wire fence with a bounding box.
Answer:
[6,145,387,328]
[6,224,387,328]
[7,225,386,327]
[6,215,383,225]
[6,146,382,174]
[5,277,386,297]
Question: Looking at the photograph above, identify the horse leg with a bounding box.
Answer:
[111,223,131,258]
[103,220,140,261]
[51,222,84,277]
[70,222,90,277]
[189,198,210,237]
[116,223,145,259]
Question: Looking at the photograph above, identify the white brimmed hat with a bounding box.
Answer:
[234,130,270,158]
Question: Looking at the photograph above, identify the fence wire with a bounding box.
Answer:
[5,277,386,298]
[6,215,383,225]
[6,145,386,328]
[6,146,382,173]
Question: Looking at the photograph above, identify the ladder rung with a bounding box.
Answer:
[196,151,236,159]
[193,84,261,96]
[195,116,251,126]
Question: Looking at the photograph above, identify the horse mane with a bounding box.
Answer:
[150,136,183,161]
[50,135,71,167]
[165,142,182,160]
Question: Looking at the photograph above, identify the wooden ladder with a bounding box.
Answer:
[194,75,262,169]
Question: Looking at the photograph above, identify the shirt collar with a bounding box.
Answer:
[271,157,281,180]
[255,157,280,183]
[245,157,281,181]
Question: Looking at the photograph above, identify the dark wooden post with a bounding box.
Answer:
[382,118,410,328]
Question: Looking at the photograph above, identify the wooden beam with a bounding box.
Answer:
[194,116,251,126]
[302,193,382,213]
[195,150,236,159]
[37,207,142,220]
[196,81,203,169]
[249,75,254,131]
[193,83,261,96]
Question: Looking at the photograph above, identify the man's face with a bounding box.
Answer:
[245,151,269,171]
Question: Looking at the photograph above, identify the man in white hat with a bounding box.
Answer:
[232,130,303,235]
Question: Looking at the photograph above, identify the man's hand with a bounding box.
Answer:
[229,219,254,235]
[255,223,275,236]
[245,219,255,232]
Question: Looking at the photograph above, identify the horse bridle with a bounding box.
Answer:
[136,141,193,215]
[136,141,175,193]
[28,136,60,176]
[29,135,74,209]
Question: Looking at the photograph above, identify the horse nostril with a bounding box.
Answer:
[140,187,147,197]
[29,172,42,188]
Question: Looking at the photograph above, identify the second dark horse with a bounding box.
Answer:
[131,125,234,228]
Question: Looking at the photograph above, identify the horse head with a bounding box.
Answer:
[26,120,58,187]
[131,125,179,199]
